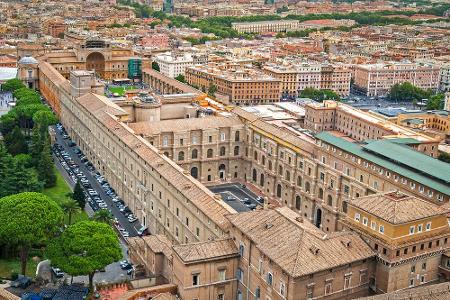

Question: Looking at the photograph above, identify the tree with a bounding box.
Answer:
[32,110,58,129]
[152,61,160,71]
[438,152,450,163]
[4,126,28,155]
[208,83,217,97]
[388,82,430,102]
[175,74,186,83]
[46,221,122,292]
[0,192,63,275]
[299,87,340,102]
[36,135,56,188]
[2,78,25,92]
[72,180,86,209]
[61,199,80,225]
[92,209,114,224]
[426,93,444,110]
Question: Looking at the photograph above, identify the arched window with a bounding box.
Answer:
[268,161,272,171]
[285,171,290,181]
[262,155,265,165]
[297,176,302,187]
[276,184,282,198]
[220,146,226,156]
[254,151,258,160]
[163,151,169,157]
[327,195,333,206]
[252,169,257,182]
[234,146,240,156]
[318,188,324,199]
[191,149,198,159]
[235,131,240,142]
[178,151,185,161]
[305,182,311,193]
[190,167,198,179]
[260,174,264,187]
[207,149,213,158]
[278,165,283,175]
[295,195,301,210]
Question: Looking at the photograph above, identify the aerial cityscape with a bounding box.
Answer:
[0,0,449,299]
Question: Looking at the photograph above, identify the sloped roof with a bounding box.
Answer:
[173,238,238,264]
[226,207,374,277]
[315,132,450,196]
[349,191,448,224]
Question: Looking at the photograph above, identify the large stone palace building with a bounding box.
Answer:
[18,48,450,299]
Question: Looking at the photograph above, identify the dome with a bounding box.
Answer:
[18,56,38,65]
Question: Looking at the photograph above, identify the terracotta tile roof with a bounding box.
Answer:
[129,116,243,136]
[0,289,20,300]
[141,234,173,257]
[77,93,128,117]
[142,68,201,95]
[76,93,235,232]
[152,293,176,300]
[173,238,238,264]
[349,191,448,224]
[357,281,450,300]
[227,207,375,277]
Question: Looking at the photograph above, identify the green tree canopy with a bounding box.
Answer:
[2,78,25,92]
[71,180,86,209]
[300,87,340,101]
[36,135,56,188]
[61,198,81,225]
[92,209,114,224]
[4,126,28,155]
[46,221,122,291]
[388,82,431,102]
[208,83,218,97]
[174,74,186,83]
[0,192,63,274]
[152,61,160,71]
[426,93,445,110]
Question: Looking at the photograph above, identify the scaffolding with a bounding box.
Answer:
[128,58,142,81]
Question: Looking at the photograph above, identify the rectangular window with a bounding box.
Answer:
[426,222,431,231]
[239,243,244,256]
[344,275,351,290]
[409,279,414,287]
[280,281,285,297]
[218,294,224,300]
[420,275,425,284]
[411,265,415,273]
[409,226,415,235]
[417,224,423,233]
[379,225,384,234]
[237,268,243,282]
[192,274,199,286]
[218,269,226,281]
[355,213,360,222]
[306,286,314,300]
[363,217,368,226]
[325,282,332,295]
[371,221,376,230]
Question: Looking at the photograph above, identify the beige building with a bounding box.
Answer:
[341,191,450,293]
[186,63,281,105]
[263,62,352,97]
[353,62,441,97]
[232,20,300,34]
[23,55,450,300]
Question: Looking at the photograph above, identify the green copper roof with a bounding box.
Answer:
[315,132,450,196]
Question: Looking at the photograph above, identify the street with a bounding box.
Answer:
[53,126,140,237]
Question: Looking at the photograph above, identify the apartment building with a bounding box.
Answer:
[154,52,194,78]
[263,62,351,97]
[23,57,450,299]
[341,191,450,293]
[185,63,281,105]
[232,20,300,34]
[353,62,441,97]
[304,100,441,156]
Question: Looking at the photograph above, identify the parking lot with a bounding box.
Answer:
[53,124,146,239]
[208,183,264,213]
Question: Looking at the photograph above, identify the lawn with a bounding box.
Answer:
[43,170,88,225]
[107,86,136,96]
[0,258,39,279]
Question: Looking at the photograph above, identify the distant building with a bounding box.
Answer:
[232,20,300,33]
[354,62,441,97]
[154,52,194,78]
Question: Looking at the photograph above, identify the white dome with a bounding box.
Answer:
[18,56,38,65]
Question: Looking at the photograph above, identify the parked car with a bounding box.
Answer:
[51,267,64,278]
